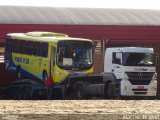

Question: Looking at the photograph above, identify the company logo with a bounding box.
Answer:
[134,68,147,71]
[138,72,143,78]
[141,68,147,71]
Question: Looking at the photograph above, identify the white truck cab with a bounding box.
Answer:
[104,47,157,96]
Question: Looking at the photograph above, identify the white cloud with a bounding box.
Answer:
[0,0,160,9]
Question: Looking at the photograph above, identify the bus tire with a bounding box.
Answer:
[17,66,22,79]
[42,71,48,84]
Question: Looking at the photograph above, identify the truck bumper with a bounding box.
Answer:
[120,80,157,96]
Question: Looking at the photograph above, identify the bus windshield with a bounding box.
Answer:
[122,52,155,66]
[56,40,93,70]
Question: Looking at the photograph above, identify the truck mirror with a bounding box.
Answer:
[155,54,159,65]
[92,48,95,54]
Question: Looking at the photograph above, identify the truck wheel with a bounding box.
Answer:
[42,71,48,84]
[108,83,115,99]
[74,82,87,100]
[104,85,109,99]
[146,96,156,100]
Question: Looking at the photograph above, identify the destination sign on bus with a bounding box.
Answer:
[15,57,30,64]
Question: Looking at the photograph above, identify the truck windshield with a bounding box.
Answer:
[56,40,93,70]
[122,53,155,66]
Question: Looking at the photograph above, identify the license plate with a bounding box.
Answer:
[138,86,144,89]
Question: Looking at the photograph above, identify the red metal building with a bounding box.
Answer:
[0,6,160,78]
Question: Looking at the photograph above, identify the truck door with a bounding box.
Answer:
[112,52,122,79]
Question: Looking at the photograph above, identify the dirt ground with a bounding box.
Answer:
[0,100,160,120]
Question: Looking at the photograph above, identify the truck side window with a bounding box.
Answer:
[112,52,121,64]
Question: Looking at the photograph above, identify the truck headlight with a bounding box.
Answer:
[122,84,130,95]
[151,86,157,91]
[152,73,157,80]
[123,86,128,95]
[124,73,128,79]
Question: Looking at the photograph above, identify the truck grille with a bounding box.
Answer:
[126,72,154,85]
[126,72,154,80]
[129,80,151,85]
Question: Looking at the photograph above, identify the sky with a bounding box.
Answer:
[0,0,160,10]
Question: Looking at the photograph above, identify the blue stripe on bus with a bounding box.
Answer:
[20,68,42,80]
[7,63,42,81]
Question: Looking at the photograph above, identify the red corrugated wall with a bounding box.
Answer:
[1,24,160,42]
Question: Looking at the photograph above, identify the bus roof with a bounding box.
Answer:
[7,32,92,43]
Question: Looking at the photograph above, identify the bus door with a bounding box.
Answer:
[49,47,55,78]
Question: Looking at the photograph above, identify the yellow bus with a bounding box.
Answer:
[5,32,93,86]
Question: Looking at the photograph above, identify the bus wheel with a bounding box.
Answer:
[42,71,48,84]
[74,82,87,100]
[17,66,22,79]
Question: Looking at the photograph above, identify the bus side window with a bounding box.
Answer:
[20,40,26,54]
[34,42,41,56]
[6,37,13,53]
[13,39,20,53]
[41,42,48,57]
[26,41,33,55]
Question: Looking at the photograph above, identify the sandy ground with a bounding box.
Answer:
[0,100,160,120]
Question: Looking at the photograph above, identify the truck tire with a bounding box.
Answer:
[108,83,115,99]
[74,82,88,100]
[104,85,109,99]
[146,96,156,100]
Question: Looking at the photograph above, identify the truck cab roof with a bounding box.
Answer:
[106,47,154,53]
